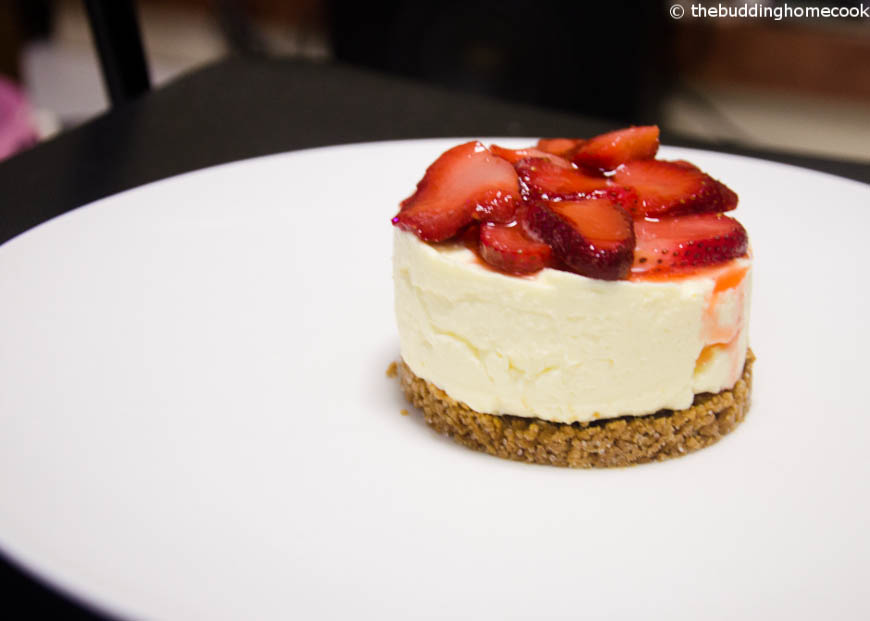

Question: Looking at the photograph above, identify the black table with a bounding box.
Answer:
[0,56,867,619]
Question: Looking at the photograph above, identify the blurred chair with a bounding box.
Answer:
[328,0,672,124]
[83,0,150,106]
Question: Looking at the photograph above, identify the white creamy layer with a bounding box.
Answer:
[393,229,751,424]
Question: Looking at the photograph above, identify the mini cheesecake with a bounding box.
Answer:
[391,127,753,467]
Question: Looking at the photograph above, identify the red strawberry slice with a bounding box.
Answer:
[612,159,738,218]
[525,196,635,280]
[459,222,481,249]
[516,157,609,201]
[479,222,553,275]
[490,144,572,167]
[633,213,748,274]
[602,185,640,216]
[571,125,659,171]
[536,138,585,158]
[393,141,520,241]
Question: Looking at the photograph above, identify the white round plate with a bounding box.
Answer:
[1,140,868,620]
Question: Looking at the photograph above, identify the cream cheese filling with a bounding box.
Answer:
[393,229,751,424]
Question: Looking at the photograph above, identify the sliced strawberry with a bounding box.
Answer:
[602,185,640,216]
[516,157,609,201]
[459,222,481,249]
[525,197,634,280]
[670,159,700,171]
[393,141,520,241]
[478,222,553,275]
[633,213,748,274]
[490,144,572,167]
[536,138,585,158]
[571,125,659,171]
[612,159,738,218]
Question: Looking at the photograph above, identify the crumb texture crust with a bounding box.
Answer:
[398,351,753,468]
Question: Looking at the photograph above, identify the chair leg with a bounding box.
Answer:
[83,0,151,106]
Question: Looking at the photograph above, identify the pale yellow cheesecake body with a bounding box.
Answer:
[393,228,751,424]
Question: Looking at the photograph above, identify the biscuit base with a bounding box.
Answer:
[397,350,754,468]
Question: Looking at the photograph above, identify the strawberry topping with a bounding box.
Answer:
[670,159,701,171]
[633,213,748,274]
[478,222,553,274]
[525,196,635,280]
[536,138,586,158]
[393,131,748,281]
[612,159,738,218]
[516,157,609,201]
[490,144,572,167]
[572,126,659,171]
[393,141,520,241]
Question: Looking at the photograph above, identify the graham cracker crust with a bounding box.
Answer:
[396,350,754,468]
